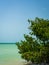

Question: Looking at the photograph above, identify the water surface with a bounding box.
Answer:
[0,44,23,65]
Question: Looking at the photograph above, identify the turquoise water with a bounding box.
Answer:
[0,44,22,65]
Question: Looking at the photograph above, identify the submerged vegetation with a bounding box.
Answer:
[16,17,49,64]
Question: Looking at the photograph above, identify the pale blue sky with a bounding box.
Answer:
[0,0,49,43]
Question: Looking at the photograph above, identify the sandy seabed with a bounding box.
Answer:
[0,60,26,65]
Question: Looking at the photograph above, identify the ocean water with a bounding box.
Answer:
[0,44,23,65]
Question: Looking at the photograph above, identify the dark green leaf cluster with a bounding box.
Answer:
[29,17,49,43]
[16,17,49,64]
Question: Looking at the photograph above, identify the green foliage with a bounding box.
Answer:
[28,17,49,43]
[16,17,49,63]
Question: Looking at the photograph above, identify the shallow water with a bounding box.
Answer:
[0,44,23,65]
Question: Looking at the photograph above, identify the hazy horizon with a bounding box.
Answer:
[0,0,49,43]
[0,43,16,44]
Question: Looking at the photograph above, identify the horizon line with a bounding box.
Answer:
[0,43,16,44]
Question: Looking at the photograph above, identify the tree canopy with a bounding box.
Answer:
[16,17,49,64]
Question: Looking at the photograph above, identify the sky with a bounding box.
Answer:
[0,0,49,43]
